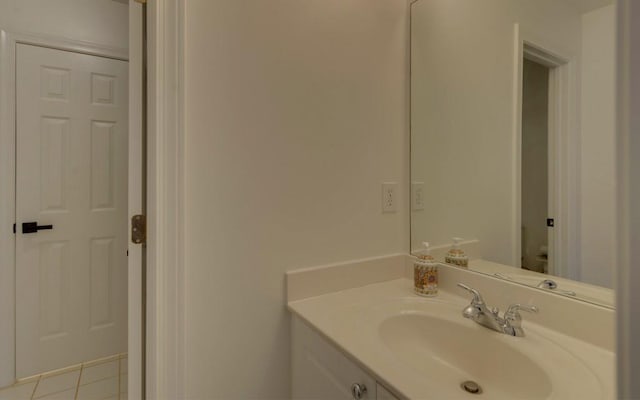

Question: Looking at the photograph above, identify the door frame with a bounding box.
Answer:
[0,29,128,388]
[512,24,579,279]
[616,0,640,397]
[144,0,186,398]
[129,2,145,398]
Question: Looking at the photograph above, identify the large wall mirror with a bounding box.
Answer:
[410,0,616,307]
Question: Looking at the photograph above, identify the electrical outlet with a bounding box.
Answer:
[382,182,398,213]
[412,182,425,211]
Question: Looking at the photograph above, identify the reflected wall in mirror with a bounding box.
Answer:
[410,0,616,306]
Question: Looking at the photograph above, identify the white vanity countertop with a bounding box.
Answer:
[288,278,615,400]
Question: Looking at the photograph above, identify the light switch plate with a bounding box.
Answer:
[382,182,398,213]
[412,182,425,211]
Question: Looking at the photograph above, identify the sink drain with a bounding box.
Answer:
[461,381,482,394]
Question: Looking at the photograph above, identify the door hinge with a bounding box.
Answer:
[131,215,147,244]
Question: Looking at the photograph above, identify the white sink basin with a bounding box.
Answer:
[373,303,603,399]
[380,313,551,398]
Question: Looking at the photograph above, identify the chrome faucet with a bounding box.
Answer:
[457,283,538,337]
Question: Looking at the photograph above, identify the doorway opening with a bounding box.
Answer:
[0,2,146,399]
[521,58,551,273]
[516,40,570,278]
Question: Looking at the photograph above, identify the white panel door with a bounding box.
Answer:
[15,44,128,378]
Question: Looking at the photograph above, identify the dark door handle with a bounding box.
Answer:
[22,222,53,234]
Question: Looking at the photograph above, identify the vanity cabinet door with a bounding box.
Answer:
[292,316,377,400]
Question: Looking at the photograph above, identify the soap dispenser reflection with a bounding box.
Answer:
[445,237,469,268]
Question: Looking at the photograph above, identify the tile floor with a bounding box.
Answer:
[0,354,127,400]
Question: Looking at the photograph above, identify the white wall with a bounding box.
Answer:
[0,0,128,388]
[183,1,408,398]
[0,0,128,49]
[580,4,616,288]
[410,0,583,266]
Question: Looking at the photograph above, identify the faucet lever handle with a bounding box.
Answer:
[505,303,538,317]
[456,283,485,306]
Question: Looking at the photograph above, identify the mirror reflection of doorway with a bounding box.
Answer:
[521,58,550,274]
